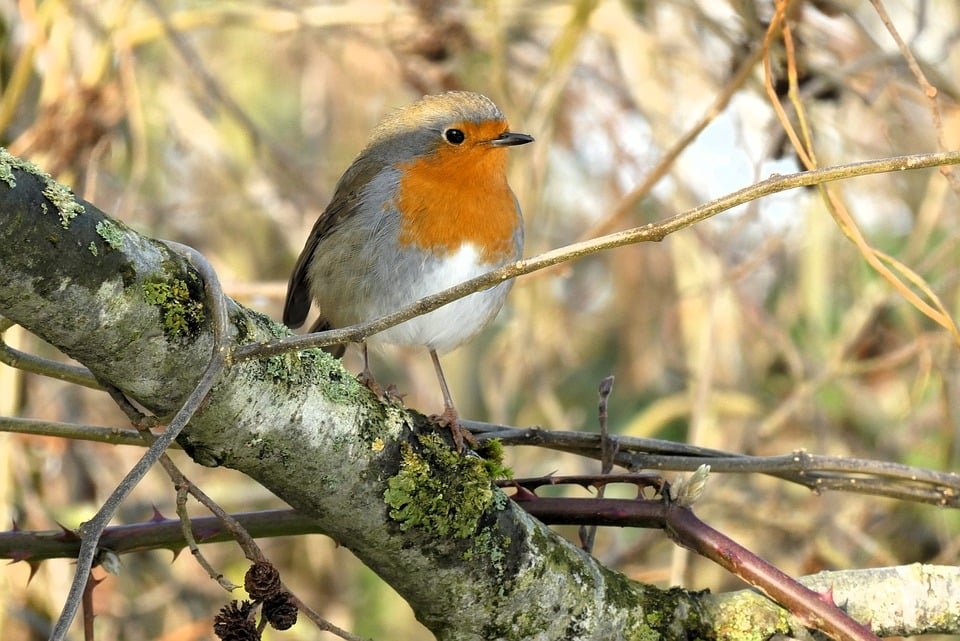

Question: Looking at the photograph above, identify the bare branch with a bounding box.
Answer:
[234,151,960,360]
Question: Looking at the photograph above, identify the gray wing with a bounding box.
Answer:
[282,157,383,329]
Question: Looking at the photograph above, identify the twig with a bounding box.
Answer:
[162,241,230,349]
[81,570,99,641]
[764,1,960,344]
[176,483,237,591]
[504,473,664,495]
[580,39,767,239]
[9,405,951,507]
[868,0,960,192]
[579,376,616,552]
[287,593,372,641]
[96,312,355,639]
[159,457,265,564]
[169,466,365,640]
[8,412,956,504]
[97,381,236,588]
[171,464,364,641]
[232,151,960,361]
[762,1,812,168]
[164,466,364,641]
[0,416,183,448]
[109,382,265,562]
[0,317,103,390]
[0,509,320,562]
[597,377,617,476]
[49,243,230,641]
[468,423,960,506]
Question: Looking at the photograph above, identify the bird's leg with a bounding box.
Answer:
[356,342,382,394]
[356,343,404,404]
[429,349,477,452]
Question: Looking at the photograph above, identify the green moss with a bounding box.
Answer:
[142,277,205,339]
[95,219,124,250]
[383,432,496,539]
[88,242,98,256]
[603,569,710,640]
[708,593,792,641]
[233,309,366,410]
[0,147,85,227]
[0,151,16,187]
[0,147,44,188]
[255,317,329,386]
[462,526,514,586]
[477,437,512,479]
[42,179,85,228]
[263,348,319,384]
[381,429,519,595]
[599,568,669,639]
[262,312,293,341]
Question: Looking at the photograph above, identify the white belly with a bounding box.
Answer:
[368,243,514,353]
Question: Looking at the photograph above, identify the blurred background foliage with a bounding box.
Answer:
[1,0,959,639]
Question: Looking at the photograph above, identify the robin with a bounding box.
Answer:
[283,91,533,451]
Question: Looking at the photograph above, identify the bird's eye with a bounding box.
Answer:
[444,128,466,144]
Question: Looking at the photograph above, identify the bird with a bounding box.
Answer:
[283,91,533,451]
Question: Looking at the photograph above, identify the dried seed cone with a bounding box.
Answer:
[263,591,299,630]
[244,561,282,601]
[213,600,259,641]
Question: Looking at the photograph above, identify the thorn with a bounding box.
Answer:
[150,505,168,522]
[26,560,42,584]
[169,547,184,563]
[55,522,81,542]
[510,486,538,501]
[11,518,20,532]
[818,585,837,606]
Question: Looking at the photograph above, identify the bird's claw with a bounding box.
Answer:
[430,408,477,452]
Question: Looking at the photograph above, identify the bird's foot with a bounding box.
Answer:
[382,383,406,406]
[357,369,405,406]
[430,407,477,453]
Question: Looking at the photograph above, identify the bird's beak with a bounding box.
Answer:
[489,131,535,147]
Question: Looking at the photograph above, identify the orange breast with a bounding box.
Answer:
[395,126,520,262]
